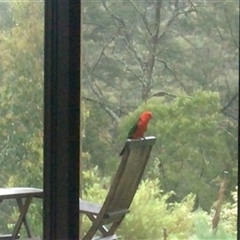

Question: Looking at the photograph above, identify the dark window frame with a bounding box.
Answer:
[43,1,80,239]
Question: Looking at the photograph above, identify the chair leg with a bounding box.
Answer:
[12,197,33,238]
[86,214,109,235]
[82,214,108,240]
[107,217,124,236]
[16,198,32,237]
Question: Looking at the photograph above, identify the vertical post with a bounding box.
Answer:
[44,0,80,239]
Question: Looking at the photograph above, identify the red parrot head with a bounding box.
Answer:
[140,111,153,121]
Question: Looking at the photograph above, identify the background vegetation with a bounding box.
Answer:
[0,1,238,239]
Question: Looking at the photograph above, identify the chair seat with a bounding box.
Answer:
[80,199,102,215]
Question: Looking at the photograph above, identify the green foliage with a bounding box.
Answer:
[82,168,237,239]
[118,91,236,210]
[82,171,195,240]
[0,1,44,235]
[82,102,119,174]
[0,1,44,188]
[118,180,195,240]
[190,210,236,240]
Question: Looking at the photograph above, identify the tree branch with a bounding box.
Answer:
[158,5,197,42]
[83,96,120,122]
[128,0,153,37]
[112,53,144,85]
[92,35,116,73]
[83,61,103,97]
[220,91,238,113]
[101,0,145,73]
[152,91,177,98]
[224,7,239,49]
[122,37,145,72]
[101,0,126,28]
[156,59,187,91]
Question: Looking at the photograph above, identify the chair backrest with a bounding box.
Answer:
[98,136,156,223]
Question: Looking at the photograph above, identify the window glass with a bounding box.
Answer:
[81,1,238,238]
[0,1,43,237]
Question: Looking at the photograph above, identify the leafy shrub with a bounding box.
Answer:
[82,171,196,240]
[81,169,237,240]
[190,209,236,240]
[118,179,195,240]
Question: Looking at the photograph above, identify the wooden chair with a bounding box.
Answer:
[80,136,156,240]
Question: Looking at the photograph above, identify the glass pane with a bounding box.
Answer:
[81,1,238,239]
[0,1,43,238]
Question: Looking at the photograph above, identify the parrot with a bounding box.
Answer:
[119,111,153,156]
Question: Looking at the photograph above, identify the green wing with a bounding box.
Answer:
[127,122,138,138]
[119,121,139,156]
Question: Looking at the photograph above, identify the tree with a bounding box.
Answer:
[0,1,44,188]
[0,2,44,235]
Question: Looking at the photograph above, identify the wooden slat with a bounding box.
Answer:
[105,209,129,218]
[106,143,154,212]
[102,214,126,225]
